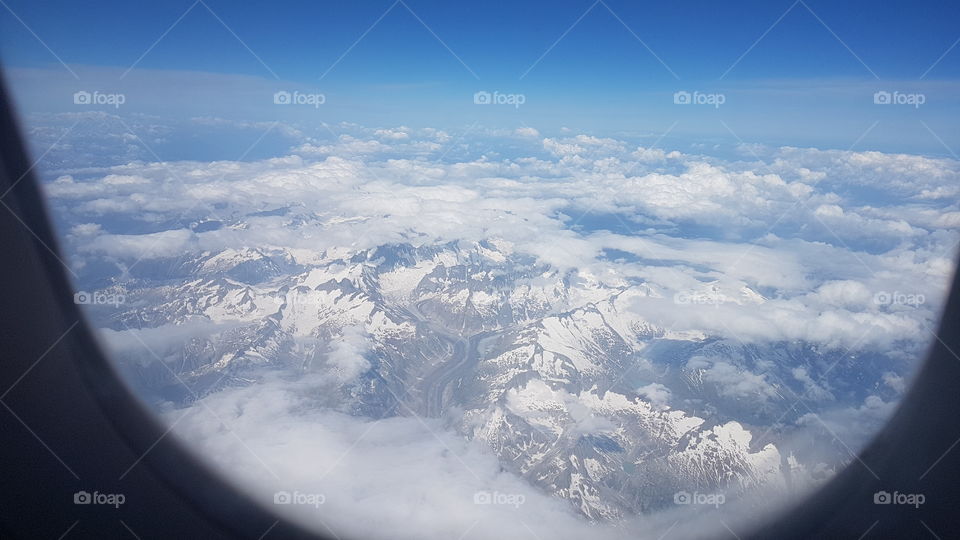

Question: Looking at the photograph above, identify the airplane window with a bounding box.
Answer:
[2,1,958,538]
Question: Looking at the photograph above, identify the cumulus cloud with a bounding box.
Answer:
[165,371,631,540]
[83,229,196,259]
[687,357,782,401]
[165,367,792,540]
[882,371,906,393]
[632,146,682,162]
[325,326,373,384]
[636,383,672,409]
[99,320,243,367]
[797,395,897,449]
[374,127,411,140]
[506,379,616,436]
[43,127,957,351]
[39,123,959,539]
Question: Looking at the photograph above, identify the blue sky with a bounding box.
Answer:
[2,0,960,154]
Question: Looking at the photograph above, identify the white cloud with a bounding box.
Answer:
[45,129,958,351]
[325,326,372,383]
[636,383,672,409]
[514,126,539,138]
[686,357,781,401]
[166,372,634,540]
[43,124,960,539]
[631,146,682,162]
[809,280,873,309]
[797,395,897,449]
[83,228,195,259]
[882,372,906,393]
[374,127,411,140]
[165,367,797,540]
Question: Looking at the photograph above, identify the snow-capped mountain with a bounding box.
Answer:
[80,238,895,520]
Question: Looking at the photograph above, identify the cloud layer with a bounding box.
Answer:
[48,123,958,351]
[41,122,959,539]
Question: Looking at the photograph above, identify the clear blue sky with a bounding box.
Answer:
[1,0,959,154]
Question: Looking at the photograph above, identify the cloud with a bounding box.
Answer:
[632,146,682,162]
[43,127,957,352]
[165,371,636,540]
[686,357,781,401]
[797,395,897,449]
[165,366,802,540]
[41,122,959,539]
[882,372,906,394]
[99,320,243,366]
[325,326,373,384]
[810,280,873,308]
[374,127,411,141]
[636,383,672,409]
[82,228,195,259]
[505,379,617,436]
